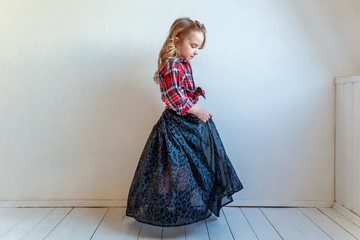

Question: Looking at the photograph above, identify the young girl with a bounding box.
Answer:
[126,17,244,227]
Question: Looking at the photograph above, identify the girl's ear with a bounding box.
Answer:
[174,37,179,46]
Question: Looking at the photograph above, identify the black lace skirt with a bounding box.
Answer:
[126,109,244,227]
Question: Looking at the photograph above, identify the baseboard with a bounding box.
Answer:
[0,200,127,208]
[332,201,360,227]
[229,199,333,208]
[0,199,334,208]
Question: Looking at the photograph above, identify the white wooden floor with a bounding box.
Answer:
[0,206,360,240]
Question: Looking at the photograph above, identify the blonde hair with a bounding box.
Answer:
[153,17,207,84]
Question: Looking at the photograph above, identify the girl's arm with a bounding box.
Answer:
[160,62,195,115]
[160,59,213,122]
[187,105,213,123]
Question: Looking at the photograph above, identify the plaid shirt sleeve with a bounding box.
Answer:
[159,60,195,115]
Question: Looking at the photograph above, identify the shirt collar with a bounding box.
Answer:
[178,57,189,64]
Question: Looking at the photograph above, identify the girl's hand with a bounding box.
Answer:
[187,106,213,123]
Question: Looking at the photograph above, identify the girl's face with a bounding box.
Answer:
[175,31,204,62]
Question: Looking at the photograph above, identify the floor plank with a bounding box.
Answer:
[283,208,332,240]
[114,213,142,240]
[21,208,73,240]
[205,209,234,240]
[0,208,54,240]
[223,206,257,240]
[300,207,357,240]
[162,226,185,239]
[138,222,163,240]
[260,208,306,240]
[45,207,108,240]
[184,219,209,240]
[0,206,359,240]
[260,207,308,240]
[0,208,35,237]
[241,207,282,240]
[319,207,360,239]
[90,207,125,240]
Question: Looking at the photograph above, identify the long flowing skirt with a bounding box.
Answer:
[126,109,244,227]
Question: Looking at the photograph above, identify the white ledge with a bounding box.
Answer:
[335,75,360,84]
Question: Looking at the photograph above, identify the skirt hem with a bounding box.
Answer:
[125,211,213,227]
[211,185,244,217]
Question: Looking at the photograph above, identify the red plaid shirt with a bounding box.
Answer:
[158,57,206,116]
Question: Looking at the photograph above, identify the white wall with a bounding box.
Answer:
[335,76,360,215]
[1,0,360,205]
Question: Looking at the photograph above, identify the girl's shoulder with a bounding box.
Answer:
[160,58,182,71]
[159,58,185,81]
[168,57,189,65]
[164,57,181,66]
